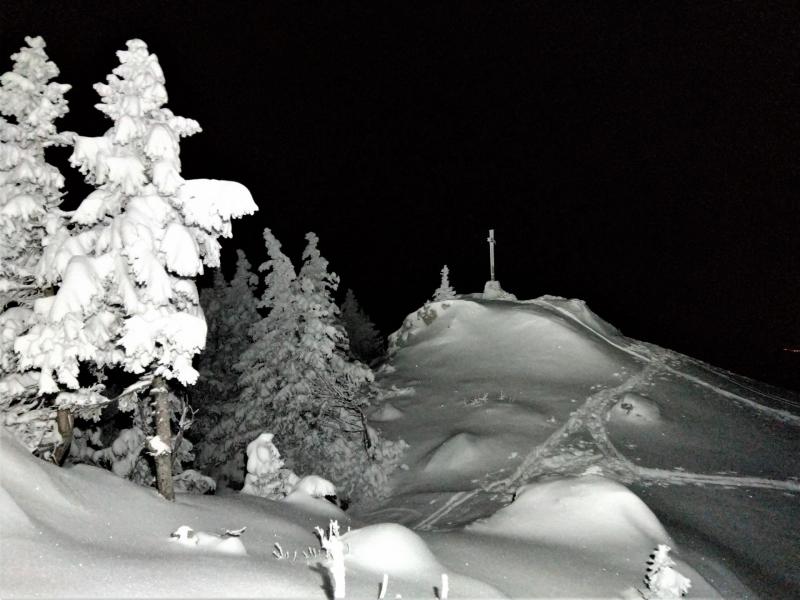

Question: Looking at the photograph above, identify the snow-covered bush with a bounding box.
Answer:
[0,36,72,454]
[641,544,691,599]
[432,264,456,301]
[340,288,384,365]
[92,427,153,484]
[240,432,298,499]
[302,428,408,502]
[71,389,197,487]
[173,469,216,494]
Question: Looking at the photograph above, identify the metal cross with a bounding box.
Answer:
[487,229,496,281]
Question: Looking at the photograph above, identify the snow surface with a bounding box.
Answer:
[2,295,799,598]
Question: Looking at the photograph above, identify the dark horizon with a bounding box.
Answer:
[3,1,799,391]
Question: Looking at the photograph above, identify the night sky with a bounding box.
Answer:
[3,1,799,390]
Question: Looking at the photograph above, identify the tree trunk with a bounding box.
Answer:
[43,287,75,467]
[51,408,74,466]
[151,376,175,501]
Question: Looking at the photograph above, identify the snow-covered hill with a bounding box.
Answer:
[2,295,798,598]
[367,296,800,598]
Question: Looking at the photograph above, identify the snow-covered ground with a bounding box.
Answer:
[3,296,799,598]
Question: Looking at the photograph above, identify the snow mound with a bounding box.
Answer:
[369,402,404,422]
[0,429,81,519]
[342,523,443,578]
[283,475,347,522]
[0,482,34,535]
[469,476,672,553]
[423,432,495,474]
[609,392,662,424]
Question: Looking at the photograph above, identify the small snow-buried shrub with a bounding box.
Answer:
[240,432,298,499]
[640,544,691,599]
[295,429,408,503]
[173,469,216,494]
[464,393,489,407]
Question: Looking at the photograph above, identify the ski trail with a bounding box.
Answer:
[415,491,472,530]
[504,364,653,486]
[686,358,800,410]
[533,298,800,424]
[634,468,800,491]
[413,342,799,531]
[415,364,653,530]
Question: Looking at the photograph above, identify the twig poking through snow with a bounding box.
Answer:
[439,574,449,600]
[273,542,286,560]
[378,573,389,599]
[314,520,346,599]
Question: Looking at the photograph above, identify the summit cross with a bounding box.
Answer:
[487,229,496,281]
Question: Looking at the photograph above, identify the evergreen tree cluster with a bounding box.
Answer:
[196,230,405,501]
[0,37,256,498]
[340,288,384,365]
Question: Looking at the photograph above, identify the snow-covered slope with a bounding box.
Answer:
[2,295,798,598]
[369,296,800,598]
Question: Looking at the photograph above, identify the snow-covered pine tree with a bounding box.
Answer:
[340,288,384,365]
[192,249,260,485]
[286,233,378,486]
[233,230,406,500]
[15,39,257,499]
[0,36,73,455]
[231,228,300,482]
[432,264,456,301]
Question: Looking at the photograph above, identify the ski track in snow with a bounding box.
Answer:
[413,301,800,531]
[534,298,800,423]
